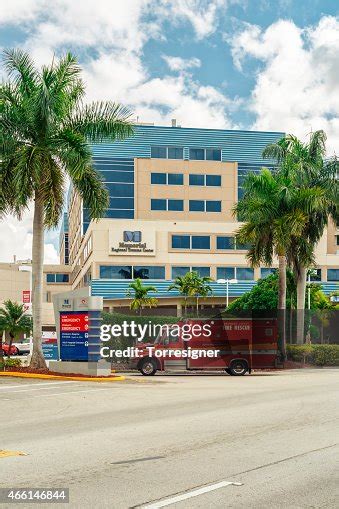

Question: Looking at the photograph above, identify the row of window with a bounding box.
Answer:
[150,146,222,161]
[171,235,251,250]
[46,273,70,283]
[151,200,222,212]
[98,266,339,281]
[151,173,222,187]
[98,265,254,280]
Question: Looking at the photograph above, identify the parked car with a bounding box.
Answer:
[12,339,32,355]
[0,343,19,356]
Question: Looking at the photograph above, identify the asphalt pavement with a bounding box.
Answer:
[0,369,338,509]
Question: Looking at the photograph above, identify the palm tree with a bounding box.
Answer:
[126,279,158,315]
[190,272,213,317]
[234,169,308,355]
[168,274,191,315]
[0,300,32,362]
[263,131,339,343]
[0,50,133,368]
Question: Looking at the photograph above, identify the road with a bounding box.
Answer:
[0,369,338,508]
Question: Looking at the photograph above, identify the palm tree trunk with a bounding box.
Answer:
[296,267,307,344]
[278,255,287,360]
[30,196,47,369]
[196,297,199,317]
[0,331,4,370]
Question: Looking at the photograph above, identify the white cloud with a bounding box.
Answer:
[230,16,339,155]
[0,212,59,264]
[163,55,201,71]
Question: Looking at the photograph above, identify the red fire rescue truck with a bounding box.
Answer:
[134,318,279,376]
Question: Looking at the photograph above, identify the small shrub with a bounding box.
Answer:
[286,344,339,366]
[0,357,22,370]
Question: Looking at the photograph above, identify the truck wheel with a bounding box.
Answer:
[229,360,248,376]
[139,359,157,376]
[225,368,231,375]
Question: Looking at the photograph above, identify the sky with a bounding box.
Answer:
[0,0,339,263]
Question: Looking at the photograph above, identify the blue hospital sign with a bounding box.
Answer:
[60,311,89,361]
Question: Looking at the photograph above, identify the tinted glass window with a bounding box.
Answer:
[172,266,190,278]
[168,199,184,211]
[261,268,276,278]
[189,174,205,186]
[327,269,339,281]
[236,241,251,250]
[106,183,134,197]
[100,265,132,279]
[172,235,190,249]
[217,236,235,250]
[237,268,254,280]
[168,147,183,159]
[104,209,134,219]
[206,200,221,212]
[168,173,183,185]
[206,149,221,161]
[151,199,167,210]
[151,146,167,158]
[192,267,210,277]
[217,267,235,280]
[109,198,134,209]
[206,175,221,186]
[46,274,55,283]
[100,171,134,183]
[189,148,205,160]
[192,236,210,249]
[133,266,165,279]
[310,269,322,281]
[151,173,166,184]
[56,274,69,283]
[189,200,204,212]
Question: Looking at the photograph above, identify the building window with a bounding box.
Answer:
[172,235,190,249]
[192,267,210,277]
[189,148,221,161]
[189,148,205,160]
[46,273,69,283]
[151,173,167,184]
[151,199,183,211]
[237,268,254,280]
[168,173,184,185]
[133,266,165,279]
[261,268,276,278]
[189,174,221,186]
[206,149,222,161]
[99,266,132,279]
[151,146,184,159]
[309,269,322,281]
[151,199,167,211]
[191,236,210,249]
[189,200,204,212]
[216,236,235,250]
[168,199,184,211]
[216,267,254,280]
[168,147,184,159]
[217,267,236,280]
[172,266,190,278]
[189,200,221,212]
[327,269,339,281]
[151,146,167,158]
[206,200,221,212]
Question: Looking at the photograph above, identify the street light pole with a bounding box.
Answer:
[217,278,238,310]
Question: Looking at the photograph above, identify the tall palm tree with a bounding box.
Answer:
[0,50,133,368]
[234,169,308,354]
[0,300,32,360]
[126,279,158,315]
[190,272,213,317]
[263,131,339,343]
[168,273,191,315]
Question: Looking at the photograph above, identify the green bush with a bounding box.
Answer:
[286,344,339,366]
[0,357,22,370]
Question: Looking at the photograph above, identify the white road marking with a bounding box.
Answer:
[142,481,243,508]
[28,387,117,397]
[0,381,78,391]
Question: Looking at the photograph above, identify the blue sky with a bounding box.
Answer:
[0,0,339,262]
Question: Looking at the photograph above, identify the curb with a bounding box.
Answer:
[0,372,125,382]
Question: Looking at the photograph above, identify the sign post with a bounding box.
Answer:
[50,288,109,376]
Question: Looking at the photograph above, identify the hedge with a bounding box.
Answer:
[286,344,339,366]
[0,357,22,370]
